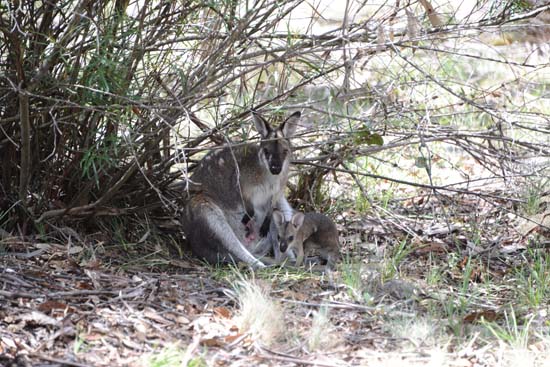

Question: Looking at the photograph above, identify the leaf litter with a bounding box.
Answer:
[0,189,549,366]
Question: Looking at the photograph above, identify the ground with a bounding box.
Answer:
[1,187,549,367]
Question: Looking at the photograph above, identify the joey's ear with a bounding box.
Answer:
[272,210,285,227]
[251,110,271,138]
[291,212,305,228]
[280,111,301,137]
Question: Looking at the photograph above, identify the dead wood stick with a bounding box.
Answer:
[36,203,96,222]
[278,298,378,312]
[18,92,31,205]
[256,354,345,367]
[29,352,92,367]
[0,288,143,299]
[255,344,347,367]
[0,289,44,299]
[3,247,48,259]
[0,289,116,299]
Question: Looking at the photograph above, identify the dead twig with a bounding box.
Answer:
[255,343,349,367]
[18,92,30,205]
[28,352,92,367]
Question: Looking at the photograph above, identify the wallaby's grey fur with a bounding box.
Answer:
[181,111,300,269]
[272,210,339,268]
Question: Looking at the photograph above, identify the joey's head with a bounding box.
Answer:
[252,111,300,175]
[272,210,305,253]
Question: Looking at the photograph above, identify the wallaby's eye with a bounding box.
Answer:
[263,148,271,157]
[288,236,294,242]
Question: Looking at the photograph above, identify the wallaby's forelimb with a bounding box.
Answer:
[259,214,271,237]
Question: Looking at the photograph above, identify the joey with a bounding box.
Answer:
[272,210,339,269]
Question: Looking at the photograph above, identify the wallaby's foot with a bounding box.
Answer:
[258,255,333,272]
[257,256,283,267]
[269,261,332,274]
[250,260,267,270]
[257,255,302,269]
[237,259,266,270]
[302,256,336,273]
[252,257,267,269]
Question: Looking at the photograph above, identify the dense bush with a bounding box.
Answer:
[1,0,548,235]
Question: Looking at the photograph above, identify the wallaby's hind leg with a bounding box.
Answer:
[183,196,265,269]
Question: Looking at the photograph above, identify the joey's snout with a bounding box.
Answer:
[279,240,288,253]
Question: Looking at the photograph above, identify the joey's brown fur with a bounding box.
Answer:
[272,210,339,268]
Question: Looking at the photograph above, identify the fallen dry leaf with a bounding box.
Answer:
[279,289,309,302]
[413,241,447,254]
[463,309,498,323]
[19,311,59,327]
[143,308,172,325]
[213,306,232,318]
[37,300,73,315]
[200,337,225,348]
[223,334,243,344]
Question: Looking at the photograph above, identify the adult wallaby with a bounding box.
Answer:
[181,111,300,269]
[272,210,339,269]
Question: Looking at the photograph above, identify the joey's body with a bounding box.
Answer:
[273,211,339,268]
[181,112,299,268]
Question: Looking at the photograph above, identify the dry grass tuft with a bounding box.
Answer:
[233,279,285,345]
[307,306,339,351]
[500,348,537,367]
[384,316,448,349]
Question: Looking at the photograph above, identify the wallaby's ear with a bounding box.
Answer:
[272,210,285,227]
[291,212,305,228]
[280,111,301,137]
[251,111,271,138]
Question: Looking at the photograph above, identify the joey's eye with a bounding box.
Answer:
[288,236,294,242]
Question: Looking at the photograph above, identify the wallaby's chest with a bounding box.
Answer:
[246,177,280,203]
[192,144,286,216]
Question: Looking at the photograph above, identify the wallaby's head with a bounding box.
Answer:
[272,210,305,253]
[252,111,300,175]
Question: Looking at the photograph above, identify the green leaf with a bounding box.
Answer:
[353,130,384,146]
[415,157,428,168]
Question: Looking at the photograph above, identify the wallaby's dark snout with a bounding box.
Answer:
[264,145,284,174]
[269,163,282,175]
[261,148,282,174]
